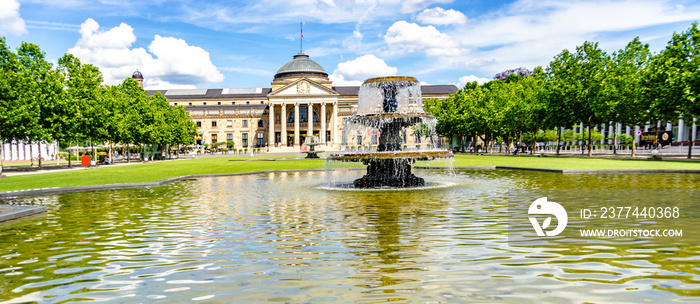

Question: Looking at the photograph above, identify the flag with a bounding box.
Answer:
[300,21,304,38]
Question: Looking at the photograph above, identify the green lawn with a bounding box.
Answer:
[1,154,699,193]
[451,154,700,170]
[0,157,325,192]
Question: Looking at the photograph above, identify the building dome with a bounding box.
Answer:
[132,70,143,79]
[274,53,327,80]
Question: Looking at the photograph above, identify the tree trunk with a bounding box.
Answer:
[688,140,694,160]
[556,128,561,155]
[29,141,34,167]
[68,140,72,168]
[531,129,537,155]
[632,138,637,157]
[688,116,694,159]
[613,126,618,155]
[587,122,593,157]
[0,137,4,177]
[126,145,130,163]
[38,142,42,169]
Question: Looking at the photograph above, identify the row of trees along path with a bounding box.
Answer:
[0,38,197,176]
[425,23,699,159]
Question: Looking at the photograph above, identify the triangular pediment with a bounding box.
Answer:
[269,77,339,96]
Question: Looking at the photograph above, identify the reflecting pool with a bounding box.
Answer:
[1,170,699,303]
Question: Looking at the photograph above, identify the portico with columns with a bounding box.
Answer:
[267,77,341,151]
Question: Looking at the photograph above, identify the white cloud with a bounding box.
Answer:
[329,54,398,86]
[178,0,453,29]
[383,21,466,57]
[398,0,452,14]
[68,18,223,89]
[416,7,466,25]
[457,75,490,87]
[0,0,26,35]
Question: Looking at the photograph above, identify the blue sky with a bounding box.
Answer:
[2,0,699,90]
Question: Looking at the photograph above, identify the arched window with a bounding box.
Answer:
[287,106,320,123]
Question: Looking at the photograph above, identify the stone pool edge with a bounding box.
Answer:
[0,205,48,222]
[0,168,346,200]
[3,166,700,200]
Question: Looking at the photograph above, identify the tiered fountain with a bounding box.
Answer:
[327,76,453,188]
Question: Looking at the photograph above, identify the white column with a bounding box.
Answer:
[307,103,313,139]
[666,122,673,131]
[626,126,631,136]
[268,103,275,147]
[678,119,685,142]
[332,102,339,146]
[635,126,641,142]
[281,104,287,147]
[294,103,300,146]
[692,118,698,142]
[321,102,327,144]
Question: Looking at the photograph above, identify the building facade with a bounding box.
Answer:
[145,53,458,152]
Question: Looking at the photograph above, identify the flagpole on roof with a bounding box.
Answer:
[299,20,304,54]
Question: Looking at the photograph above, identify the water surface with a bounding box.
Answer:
[1,169,699,303]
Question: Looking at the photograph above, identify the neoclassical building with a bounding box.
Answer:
[145,53,458,152]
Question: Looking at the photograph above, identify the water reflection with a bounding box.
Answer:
[0,170,699,303]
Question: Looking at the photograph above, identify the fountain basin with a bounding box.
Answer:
[328,150,452,162]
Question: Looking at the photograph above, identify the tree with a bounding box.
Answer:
[2,41,63,169]
[547,42,609,156]
[606,37,651,157]
[644,23,700,159]
[0,38,38,175]
[56,54,104,167]
[493,67,533,81]
[545,49,580,155]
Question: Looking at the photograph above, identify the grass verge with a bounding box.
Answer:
[451,154,700,170]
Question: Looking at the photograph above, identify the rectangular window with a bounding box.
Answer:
[211,134,218,143]
[217,102,221,105]
[227,133,233,140]
[203,102,207,105]
[258,120,263,127]
[196,121,201,127]
[189,102,192,106]
[242,120,248,127]
[212,121,217,127]
[174,103,178,106]
[257,132,264,147]
[227,120,232,127]
[242,133,248,147]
